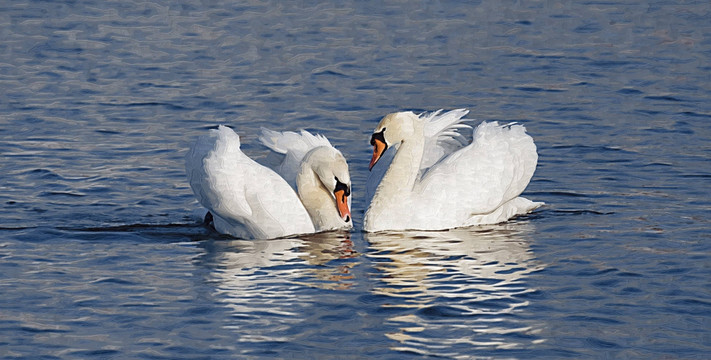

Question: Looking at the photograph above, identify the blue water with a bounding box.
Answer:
[2,1,710,358]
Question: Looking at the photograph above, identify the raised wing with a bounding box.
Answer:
[185,125,314,239]
[420,109,472,178]
[259,128,333,189]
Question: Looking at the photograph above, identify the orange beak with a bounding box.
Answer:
[334,189,351,223]
[369,137,387,170]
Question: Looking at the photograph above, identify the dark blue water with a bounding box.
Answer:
[2,1,710,358]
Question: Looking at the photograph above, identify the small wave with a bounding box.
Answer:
[66,222,204,232]
[22,168,64,180]
[534,191,588,198]
[617,88,644,95]
[55,221,217,243]
[644,95,686,102]
[0,225,35,231]
[19,325,70,334]
[680,173,711,179]
[587,60,638,67]
[90,277,136,285]
[417,305,468,318]
[515,86,567,93]
[550,144,631,153]
[522,209,614,221]
[98,101,189,110]
[313,69,349,78]
[39,191,85,198]
[680,111,711,118]
[554,209,613,215]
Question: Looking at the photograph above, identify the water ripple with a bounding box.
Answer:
[1,0,710,358]
[365,224,545,356]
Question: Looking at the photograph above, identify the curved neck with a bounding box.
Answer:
[376,131,425,198]
[364,131,425,231]
[364,121,425,231]
[296,166,343,231]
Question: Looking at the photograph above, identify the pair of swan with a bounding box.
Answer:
[185,109,543,239]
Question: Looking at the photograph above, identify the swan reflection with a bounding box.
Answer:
[196,231,357,341]
[199,230,356,290]
[365,222,545,354]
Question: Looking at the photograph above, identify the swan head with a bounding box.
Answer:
[369,111,418,170]
[301,147,352,225]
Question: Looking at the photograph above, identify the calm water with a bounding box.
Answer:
[2,1,710,359]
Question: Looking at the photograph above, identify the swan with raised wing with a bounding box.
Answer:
[364,109,542,232]
[185,125,352,239]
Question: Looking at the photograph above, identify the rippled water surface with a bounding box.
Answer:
[2,1,710,359]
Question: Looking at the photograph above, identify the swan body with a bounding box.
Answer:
[364,109,543,232]
[185,125,351,239]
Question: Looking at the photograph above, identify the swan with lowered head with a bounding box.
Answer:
[364,109,542,232]
[185,125,351,239]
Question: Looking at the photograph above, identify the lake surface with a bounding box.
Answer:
[2,1,710,358]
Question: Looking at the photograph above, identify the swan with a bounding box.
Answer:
[185,125,352,239]
[364,109,543,232]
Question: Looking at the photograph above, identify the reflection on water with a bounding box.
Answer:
[366,222,545,355]
[196,231,357,343]
[196,222,546,356]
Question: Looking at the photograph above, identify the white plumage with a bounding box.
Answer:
[258,128,333,189]
[364,109,543,232]
[185,125,352,239]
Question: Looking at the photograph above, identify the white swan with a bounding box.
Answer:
[364,109,543,232]
[185,125,352,239]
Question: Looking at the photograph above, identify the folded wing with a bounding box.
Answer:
[185,125,314,239]
[417,121,538,219]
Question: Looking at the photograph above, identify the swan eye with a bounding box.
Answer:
[334,177,350,197]
[370,128,386,146]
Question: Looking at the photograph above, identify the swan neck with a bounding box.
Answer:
[381,136,424,191]
[296,165,339,230]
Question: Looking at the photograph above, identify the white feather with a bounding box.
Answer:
[259,128,333,189]
[420,108,473,177]
[364,110,543,232]
[185,126,315,239]
[365,109,473,208]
